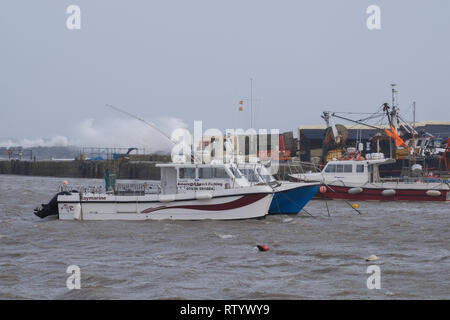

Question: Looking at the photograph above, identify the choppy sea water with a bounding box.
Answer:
[0,174,449,299]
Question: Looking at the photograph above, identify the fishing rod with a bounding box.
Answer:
[105,104,175,145]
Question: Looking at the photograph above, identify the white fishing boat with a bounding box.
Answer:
[290,153,450,202]
[34,162,274,220]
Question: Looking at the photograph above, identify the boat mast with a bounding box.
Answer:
[389,84,398,159]
[391,84,401,131]
[411,101,417,165]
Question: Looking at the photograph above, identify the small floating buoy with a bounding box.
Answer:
[257,244,269,252]
[352,203,359,209]
[62,180,68,185]
[319,186,327,193]
[348,187,363,195]
[365,254,379,262]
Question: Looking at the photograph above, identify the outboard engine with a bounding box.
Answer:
[34,191,76,219]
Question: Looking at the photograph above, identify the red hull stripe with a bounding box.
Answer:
[316,186,448,201]
[141,193,268,214]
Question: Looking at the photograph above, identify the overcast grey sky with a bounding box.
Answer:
[1,0,449,145]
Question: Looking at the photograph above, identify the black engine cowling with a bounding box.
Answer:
[34,191,76,219]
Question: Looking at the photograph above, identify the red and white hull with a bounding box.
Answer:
[57,186,274,220]
[290,157,450,202]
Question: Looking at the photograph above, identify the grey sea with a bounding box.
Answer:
[0,174,449,299]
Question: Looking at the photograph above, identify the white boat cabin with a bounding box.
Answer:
[300,156,396,184]
[156,162,251,194]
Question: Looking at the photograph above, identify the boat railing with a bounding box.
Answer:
[379,176,446,185]
[58,182,161,195]
[58,184,106,194]
[114,182,161,195]
[275,161,322,180]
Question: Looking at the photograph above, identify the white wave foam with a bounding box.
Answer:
[0,136,69,148]
[0,117,188,153]
[214,232,235,239]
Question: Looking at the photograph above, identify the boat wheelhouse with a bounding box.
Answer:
[158,162,252,194]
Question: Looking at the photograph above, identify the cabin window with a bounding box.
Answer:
[213,168,228,179]
[356,164,364,173]
[344,164,352,173]
[179,168,196,179]
[336,164,344,173]
[240,169,259,183]
[198,168,228,179]
[198,168,213,179]
[325,164,336,173]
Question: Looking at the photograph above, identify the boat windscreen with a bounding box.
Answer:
[229,166,242,179]
[240,169,260,183]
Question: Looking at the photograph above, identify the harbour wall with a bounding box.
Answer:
[0,159,310,181]
[0,159,166,180]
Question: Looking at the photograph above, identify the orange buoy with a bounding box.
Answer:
[257,244,269,252]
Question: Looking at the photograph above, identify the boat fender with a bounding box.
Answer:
[158,194,176,202]
[381,189,396,196]
[348,187,363,195]
[426,190,441,197]
[319,186,327,193]
[196,192,213,200]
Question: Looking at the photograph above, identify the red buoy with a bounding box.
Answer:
[257,244,269,252]
[319,186,327,193]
